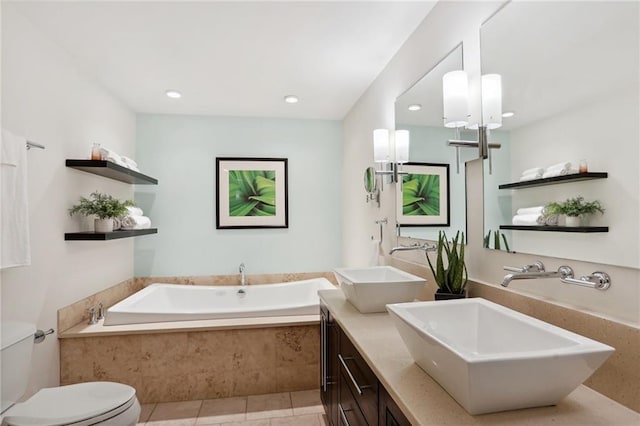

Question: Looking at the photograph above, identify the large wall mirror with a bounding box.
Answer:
[481,2,639,267]
[394,44,474,241]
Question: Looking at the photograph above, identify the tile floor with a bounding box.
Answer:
[138,389,329,426]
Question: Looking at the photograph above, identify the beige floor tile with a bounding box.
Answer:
[290,390,324,416]
[197,396,247,425]
[270,413,321,426]
[147,400,202,426]
[317,414,329,426]
[246,392,293,420]
[219,420,270,426]
[138,403,156,424]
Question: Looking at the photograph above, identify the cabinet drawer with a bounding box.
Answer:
[339,372,369,426]
[339,330,378,426]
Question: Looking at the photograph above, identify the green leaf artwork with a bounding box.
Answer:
[229,170,276,217]
[402,173,440,216]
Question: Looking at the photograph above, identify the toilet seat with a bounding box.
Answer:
[1,382,137,426]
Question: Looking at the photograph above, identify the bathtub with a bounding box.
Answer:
[103,278,335,326]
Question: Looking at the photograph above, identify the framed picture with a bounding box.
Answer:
[396,162,450,227]
[216,157,288,229]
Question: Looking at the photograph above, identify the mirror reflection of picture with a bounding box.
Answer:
[396,162,450,227]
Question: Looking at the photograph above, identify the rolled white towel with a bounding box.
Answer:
[121,215,151,230]
[542,168,578,179]
[545,162,572,173]
[521,167,544,177]
[120,155,138,169]
[126,206,143,216]
[516,206,545,216]
[112,217,122,230]
[512,214,541,226]
[99,147,128,168]
[536,214,559,226]
[519,172,542,182]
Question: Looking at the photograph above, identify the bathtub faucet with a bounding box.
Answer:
[239,263,246,286]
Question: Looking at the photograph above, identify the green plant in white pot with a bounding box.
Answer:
[426,230,468,300]
[69,191,135,233]
[545,196,604,227]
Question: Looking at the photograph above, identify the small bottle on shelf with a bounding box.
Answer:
[91,143,101,160]
[579,159,588,173]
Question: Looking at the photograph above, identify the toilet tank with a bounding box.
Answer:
[1,322,36,414]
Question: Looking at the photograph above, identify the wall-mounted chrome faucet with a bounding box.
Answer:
[389,242,436,255]
[239,262,246,286]
[502,261,611,290]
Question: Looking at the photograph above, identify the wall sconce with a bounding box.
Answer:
[443,71,503,174]
[372,129,410,188]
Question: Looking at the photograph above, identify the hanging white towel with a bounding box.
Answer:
[368,239,383,266]
[1,129,31,269]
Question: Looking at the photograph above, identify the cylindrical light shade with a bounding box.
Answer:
[395,130,410,164]
[442,70,469,128]
[482,74,502,129]
[373,129,390,163]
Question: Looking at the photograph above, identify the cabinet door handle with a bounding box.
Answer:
[339,404,351,426]
[338,354,371,395]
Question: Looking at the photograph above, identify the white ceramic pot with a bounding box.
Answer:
[565,216,581,227]
[95,218,114,233]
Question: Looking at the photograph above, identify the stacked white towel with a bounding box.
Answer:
[519,167,544,182]
[120,205,152,230]
[513,205,558,226]
[1,129,31,269]
[98,147,141,172]
[512,214,541,226]
[542,161,578,178]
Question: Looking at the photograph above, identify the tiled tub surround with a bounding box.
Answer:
[57,272,336,333]
[58,272,334,404]
[60,324,319,404]
[389,258,640,413]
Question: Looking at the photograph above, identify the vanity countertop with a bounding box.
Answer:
[318,289,640,425]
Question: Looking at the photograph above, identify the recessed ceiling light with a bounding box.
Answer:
[502,111,515,118]
[284,95,299,104]
[408,104,422,111]
[165,90,182,99]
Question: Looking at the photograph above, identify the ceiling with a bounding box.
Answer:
[10,1,437,120]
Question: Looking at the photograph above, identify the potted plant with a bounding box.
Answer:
[426,230,468,300]
[69,191,135,232]
[545,196,604,227]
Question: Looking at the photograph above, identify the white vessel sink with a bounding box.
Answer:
[333,266,425,313]
[386,298,614,415]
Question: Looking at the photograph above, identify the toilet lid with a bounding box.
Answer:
[3,382,136,426]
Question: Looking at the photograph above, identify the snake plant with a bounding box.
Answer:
[426,230,468,294]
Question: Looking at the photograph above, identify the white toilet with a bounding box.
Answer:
[1,322,141,426]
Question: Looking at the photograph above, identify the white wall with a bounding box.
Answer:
[134,114,343,277]
[342,1,639,325]
[1,5,136,395]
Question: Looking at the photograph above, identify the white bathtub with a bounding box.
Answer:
[103,278,335,326]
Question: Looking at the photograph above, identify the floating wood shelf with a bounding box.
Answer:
[499,225,608,233]
[499,172,607,190]
[65,160,158,184]
[64,228,158,241]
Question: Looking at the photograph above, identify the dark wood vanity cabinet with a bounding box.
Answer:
[320,302,411,426]
[321,302,339,426]
[379,386,411,426]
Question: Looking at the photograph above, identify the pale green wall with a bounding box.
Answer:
[134,114,343,276]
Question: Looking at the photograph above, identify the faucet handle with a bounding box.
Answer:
[87,306,98,325]
[504,261,545,273]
